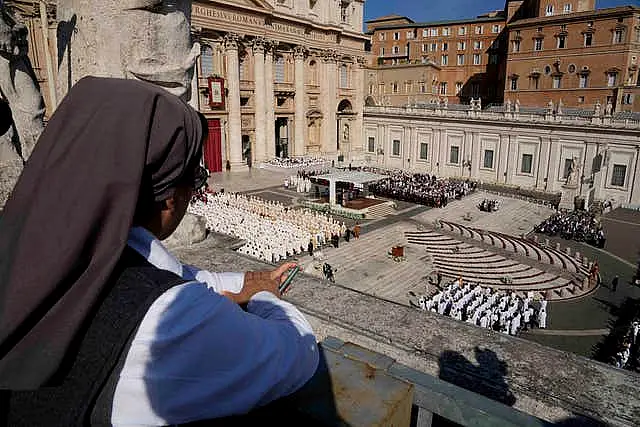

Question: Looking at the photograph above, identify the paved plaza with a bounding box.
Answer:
[204,169,640,358]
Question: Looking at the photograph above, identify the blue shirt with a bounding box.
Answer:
[111,227,319,425]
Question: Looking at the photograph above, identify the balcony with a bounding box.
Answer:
[175,235,640,426]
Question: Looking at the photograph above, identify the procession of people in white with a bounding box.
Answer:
[417,279,547,336]
[284,175,312,193]
[189,192,346,263]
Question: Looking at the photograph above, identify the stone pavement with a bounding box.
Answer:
[413,191,555,237]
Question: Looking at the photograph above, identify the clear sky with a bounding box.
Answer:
[363,0,639,24]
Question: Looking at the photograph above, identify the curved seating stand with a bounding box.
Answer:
[406,226,592,302]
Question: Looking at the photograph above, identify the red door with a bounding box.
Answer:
[204,119,222,172]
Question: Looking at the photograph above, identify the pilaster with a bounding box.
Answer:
[252,37,267,163]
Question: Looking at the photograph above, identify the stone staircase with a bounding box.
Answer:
[365,202,396,219]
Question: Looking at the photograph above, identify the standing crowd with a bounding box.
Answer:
[369,171,476,207]
[262,156,329,169]
[417,279,547,336]
[535,211,606,248]
[189,191,348,263]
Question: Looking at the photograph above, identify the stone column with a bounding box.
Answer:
[265,42,276,159]
[352,56,366,161]
[294,46,307,158]
[321,50,338,156]
[224,33,243,168]
[252,38,267,163]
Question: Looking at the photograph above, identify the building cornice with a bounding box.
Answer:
[507,6,640,29]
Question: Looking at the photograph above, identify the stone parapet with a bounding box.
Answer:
[174,235,640,427]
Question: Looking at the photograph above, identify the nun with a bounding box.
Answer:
[0,77,318,426]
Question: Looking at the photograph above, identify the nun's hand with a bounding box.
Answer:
[222,262,298,305]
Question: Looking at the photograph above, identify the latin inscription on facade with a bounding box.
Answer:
[271,21,305,36]
[193,5,264,26]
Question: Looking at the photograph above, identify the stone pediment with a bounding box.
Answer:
[216,0,274,11]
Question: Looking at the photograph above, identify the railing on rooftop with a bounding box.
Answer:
[364,105,640,130]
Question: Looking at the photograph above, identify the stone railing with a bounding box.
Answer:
[365,105,640,130]
[175,235,640,427]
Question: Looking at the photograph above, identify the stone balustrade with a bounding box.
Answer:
[365,105,640,130]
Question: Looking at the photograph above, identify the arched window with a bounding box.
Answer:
[308,59,318,85]
[200,45,214,77]
[340,64,349,88]
[275,56,285,83]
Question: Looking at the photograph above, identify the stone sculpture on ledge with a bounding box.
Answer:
[0,5,45,206]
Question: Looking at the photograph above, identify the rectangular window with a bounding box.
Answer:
[521,154,533,174]
[474,40,482,50]
[553,76,561,88]
[513,40,521,52]
[579,74,588,88]
[442,42,448,51]
[483,150,494,169]
[422,43,428,52]
[407,31,414,39]
[531,75,540,89]
[443,27,450,36]
[392,139,401,156]
[458,26,466,36]
[457,54,465,65]
[557,35,566,48]
[431,43,437,52]
[456,82,463,94]
[475,26,483,35]
[419,143,428,160]
[584,33,593,46]
[534,39,543,51]
[511,77,518,90]
[622,93,634,104]
[340,65,348,88]
[492,24,501,33]
[440,81,448,95]
[449,146,459,164]
[380,47,385,55]
[457,41,466,50]
[379,33,385,41]
[489,53,499,64]
[545,5,554,16]
[441,55,448,65]
[393,45,400,54]
[368,137,375,153]
[420,81,426,93]
[611,164,627,186]
[608,72,618,87]
[563,4,572,13]
[613,29,624,44]
[563,158,573,179]
[578,96,585,103]
[274,57,285,83]
[422,29,428,37]
[430,28,438,37]
[394,32,401,40]
[473,53,481,65]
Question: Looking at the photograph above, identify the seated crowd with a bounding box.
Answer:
[189,191,346,263]
[535,210,606,248]
[263,156,328,169]
[369,171,476,207]
[478,199,500,212]
[417,279,547,335]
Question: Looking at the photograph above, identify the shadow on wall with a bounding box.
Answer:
[56,14,77,94]
[438,346,516,407]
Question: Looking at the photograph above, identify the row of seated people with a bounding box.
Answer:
[263,156,328,169]
[417,280,547,336]
[535,210,606,248]
[478,199,500,212]
[368,171,476,208]
[188,191,346,264]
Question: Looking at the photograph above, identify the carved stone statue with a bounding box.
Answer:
[605,100,613,116]
[557,99,564,115]
[505,99,512,113]
[56,0,200,101]
[514,99,520,113]
[594,100,602,117]
[565,157,580,187]
[342,123,349,141]
[0,5,45,206]
[547,100,554,114]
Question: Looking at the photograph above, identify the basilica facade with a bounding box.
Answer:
[191,0,368,171]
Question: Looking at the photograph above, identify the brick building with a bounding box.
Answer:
[367,0,640,113]
[366,12,508,106]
